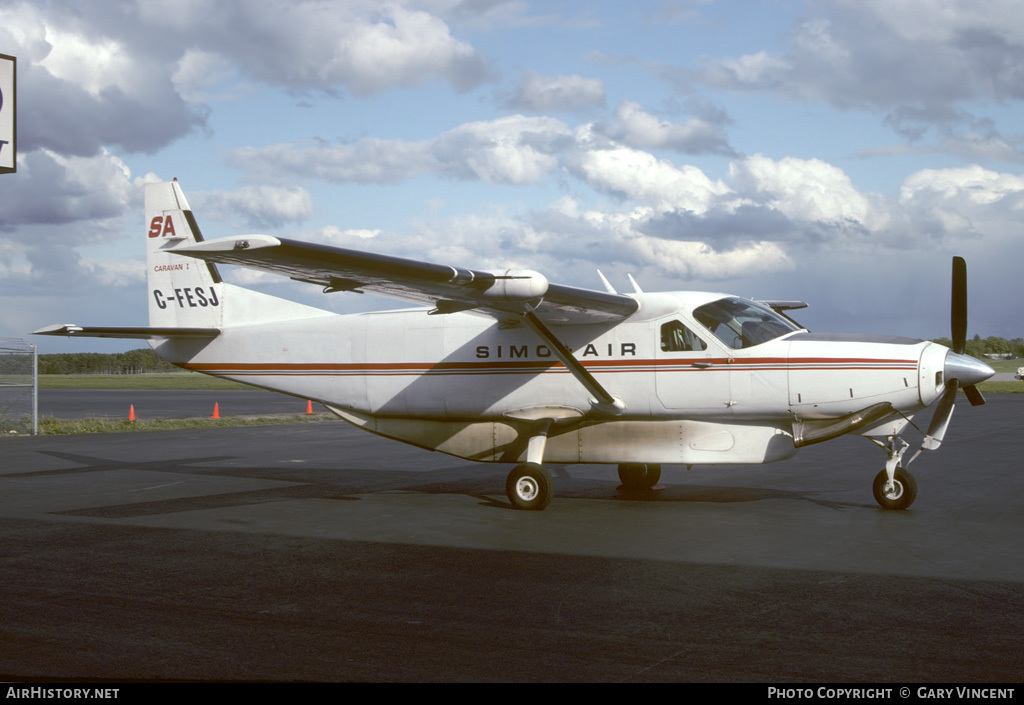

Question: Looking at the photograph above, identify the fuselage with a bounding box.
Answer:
[162,290,947,438]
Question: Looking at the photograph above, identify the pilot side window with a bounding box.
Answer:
[660,320,708,352]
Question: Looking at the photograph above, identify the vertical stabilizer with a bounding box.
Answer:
[146,180,224,328]
[145,180,332,330]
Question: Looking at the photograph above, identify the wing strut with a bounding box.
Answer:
[522,311,625,416]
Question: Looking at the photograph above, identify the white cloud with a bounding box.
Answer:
[596,100,735,155]
[431,115,572,183]
[196,186,314,229]
[319,196,795,287]
[505,69,606,113]
[1,0,493,159]
[900,164,1024,205]
[228,138,436,184]
[79,257,147,288]
[630,237,794,281]
[698,0,1024,108]
[689,0,1024,156]
[229,115,573,185]
[333,5,490,95]
[568,136,733,213]
[231,110,736,215]
[0,149,135,228]
[728,154,884,229]
[702,50,791,90]
[0,4,206,157]
[172,50,241,103]
[315,226,382,241]
[222,108,1023,283]
[36,28,131,99]
[898,165,1024,239]
[139,0,492,95]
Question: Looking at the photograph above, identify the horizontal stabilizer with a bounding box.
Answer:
[34,325,221,340]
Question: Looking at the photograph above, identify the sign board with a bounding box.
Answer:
[0,54,15,174]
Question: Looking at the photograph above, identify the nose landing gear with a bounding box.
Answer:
[872,466,917,510]
[870,436,917,510]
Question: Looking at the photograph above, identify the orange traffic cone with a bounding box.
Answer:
[129,405,136,422]
[211,403,220,419]
[306,400,313,414]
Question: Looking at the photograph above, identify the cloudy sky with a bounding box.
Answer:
[2,0,1024,353]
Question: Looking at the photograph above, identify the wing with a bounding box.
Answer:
[169,235,639,325]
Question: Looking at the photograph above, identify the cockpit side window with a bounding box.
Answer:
[660,320,708,352]
[693,297,799,349]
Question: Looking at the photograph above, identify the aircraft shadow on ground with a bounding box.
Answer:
[29,449,860,517]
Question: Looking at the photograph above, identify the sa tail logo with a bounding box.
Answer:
[148,216,177,238]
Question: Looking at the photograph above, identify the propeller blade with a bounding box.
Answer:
[916,257,990,458]
[922,381,958,450]
[963,384,986,407]
[951,256,967,354]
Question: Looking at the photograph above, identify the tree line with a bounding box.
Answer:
[39,349,179,375]
[931,336,1024,358]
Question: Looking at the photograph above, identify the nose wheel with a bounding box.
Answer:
[872,466,917,510]
[870,436,917,510]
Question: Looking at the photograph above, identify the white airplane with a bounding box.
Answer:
[37,180,995,510]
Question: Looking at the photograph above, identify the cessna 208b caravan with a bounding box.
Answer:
[37,180,994,511]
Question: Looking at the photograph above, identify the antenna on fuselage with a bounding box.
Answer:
[596,270,617,294]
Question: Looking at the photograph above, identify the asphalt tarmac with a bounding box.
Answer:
[1,394,1022,682]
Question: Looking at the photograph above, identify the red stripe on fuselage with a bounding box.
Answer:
[181,356,918,376]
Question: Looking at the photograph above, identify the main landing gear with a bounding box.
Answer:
[506,462,554,511]
[506,420,555,510]
[870,436,918,510]
[504,461,665,510]
[503,418,667,509]
[617,463,662,491]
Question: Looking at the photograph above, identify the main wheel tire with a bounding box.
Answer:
[506,463,553,510]
[872,466,917,510]
[617,463,662,490]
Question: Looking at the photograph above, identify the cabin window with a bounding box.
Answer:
[693,297,799,349]
[660,320,708,352]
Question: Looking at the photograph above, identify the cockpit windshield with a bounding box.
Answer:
[693,297,801,349]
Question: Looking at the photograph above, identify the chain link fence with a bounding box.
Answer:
[0,338,37,436]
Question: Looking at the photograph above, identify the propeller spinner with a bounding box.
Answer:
[921,257,995,450]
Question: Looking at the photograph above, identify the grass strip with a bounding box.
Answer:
[37,373,254,391]
[29,413,337,436]
[977,380,1023,394]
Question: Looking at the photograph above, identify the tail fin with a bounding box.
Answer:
[145,180,331,329]
[37,180,330,345]
[146,180,224,328]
